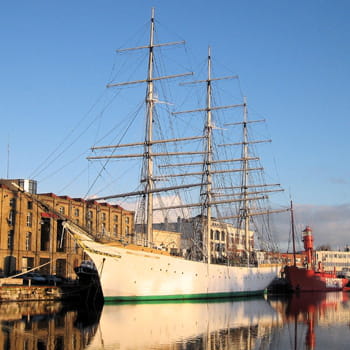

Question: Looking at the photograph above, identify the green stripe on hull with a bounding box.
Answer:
[104,289,266,304]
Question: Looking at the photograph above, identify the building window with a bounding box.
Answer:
[114,215,118,222]
[27,201,33,210]
[215,230,220,240]
[8,210,15,226]
[87,220,92,230]
[25,232,32,251]
[26,212,32,227]
[9,198,16,207]
[87,210,93,219]
[74,208,79,217]
[101,212,106,221]
[113,224,118,236]
[59,207,65,215]
[221,231,225,241]
[7,230,14,249]
[101,223,106,234]
[125,217,130,224]
[125,226,129,234]
[235,233,240,244]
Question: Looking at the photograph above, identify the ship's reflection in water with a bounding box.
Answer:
[0,293,350,350]
[270,291,350,350]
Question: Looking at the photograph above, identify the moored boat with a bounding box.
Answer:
[284,218,349,292]
[284,265,348,292]
[66,221,279,301]
[63,8,287,301]
[74,260,98,283]
[74,259,103,302]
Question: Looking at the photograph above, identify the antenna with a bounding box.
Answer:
[6,136,10,179]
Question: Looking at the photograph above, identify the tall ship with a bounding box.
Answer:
[284,205,349,292]
[64,8,287,301]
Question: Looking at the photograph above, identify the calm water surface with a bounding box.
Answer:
[0,292,350,349]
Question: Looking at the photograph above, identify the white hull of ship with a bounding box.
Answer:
[69,224,280,301]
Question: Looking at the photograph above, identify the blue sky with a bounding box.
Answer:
[1,1,350,247]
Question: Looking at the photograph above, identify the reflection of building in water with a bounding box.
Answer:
[85,299,282,350]
[312,292,350,326]
[0,301,101,350]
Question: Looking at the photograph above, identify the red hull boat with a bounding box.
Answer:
[284,206,349,292]
[284,265,348,292]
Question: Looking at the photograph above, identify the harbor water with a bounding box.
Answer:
[0,292,349,349]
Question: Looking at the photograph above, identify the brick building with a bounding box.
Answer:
[0,179,134,279]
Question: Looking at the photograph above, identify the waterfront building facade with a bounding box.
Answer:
[315,250,350,273]
[281,250,350,274]
[152,229,182,254]
[0,179,134,279]
[150,215,254,262]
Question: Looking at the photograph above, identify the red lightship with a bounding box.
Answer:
[284,205,349,292]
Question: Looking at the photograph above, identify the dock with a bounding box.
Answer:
[0,278,80,302]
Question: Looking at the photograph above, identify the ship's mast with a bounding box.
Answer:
[205,47,213,264]
[174,48,242,263]
[87,10,288,257]
[290,200,297,267]
[88,8,193,246]
[223,101,287,258]
[242,97,250,262]
[145,8,156,244]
